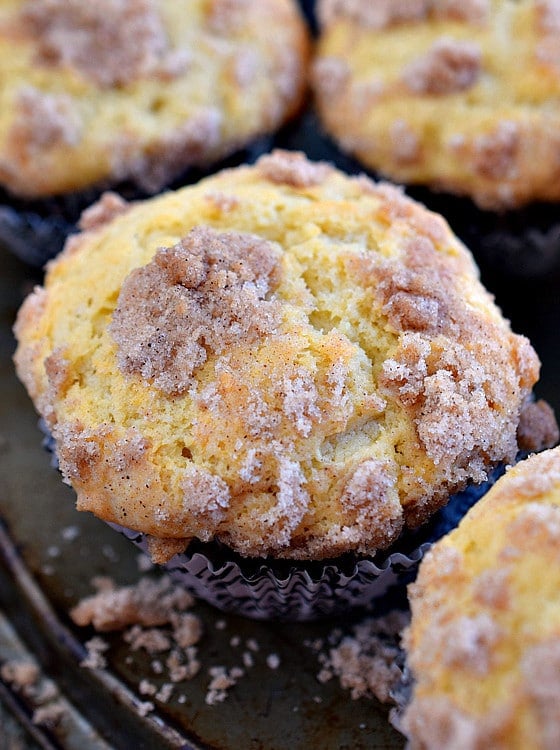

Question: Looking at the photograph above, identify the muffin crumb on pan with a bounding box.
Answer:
[13,150,549,573]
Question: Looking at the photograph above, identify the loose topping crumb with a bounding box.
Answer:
[70,575,195,631]
[110,226,282,395]
[316,611,408,703]
[402,38,482,95]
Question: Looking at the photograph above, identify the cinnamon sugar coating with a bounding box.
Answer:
[0,0,309,198]
[403,447,560,749]
[13,152,549,560]
[313,0,560,209]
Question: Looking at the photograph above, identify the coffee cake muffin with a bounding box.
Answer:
[13,150,550,617]
[310,0,560,277]
[312,0,560,211]
[0,0,310,264]
[402,446,560,749]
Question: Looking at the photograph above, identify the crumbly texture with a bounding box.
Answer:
[402,447,560,749]
[316,610,409,703]
[14,151,545,560]
[313,0,560,209]
[0,0,309,198]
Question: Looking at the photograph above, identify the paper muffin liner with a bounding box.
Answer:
[109,525,432,622]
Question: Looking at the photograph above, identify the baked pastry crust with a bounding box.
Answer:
[14,151,541,559]
[403,447,560,749]
[0,0,309,198]
[313,0,560,210]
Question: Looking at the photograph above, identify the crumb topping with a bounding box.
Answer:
[402,695,488,749]
[402,38,482,95]
[21,0,174,88]
[318,0,428,30]
[451,120,520,181]
[7,86,82,161]
[389,119,422,165]
[536,0,560,32]
[349,235,531,480]
[521,638,560,749]
[473,567,511,610]
[205,0,250,34]
[256,150,332,188]
[181,465,231,540]
[311,56,351,100]
[318,0,488,29]
[431,0,489,23]
[78,192,130,232]
[110,226,282,395]
[339,459,404,549]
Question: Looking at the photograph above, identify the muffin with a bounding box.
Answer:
[12,150,550,618]
[401,446,560,749]
[311,0,560,274]
[0,0,310,264]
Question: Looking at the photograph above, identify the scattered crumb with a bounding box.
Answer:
[151,660,164,675]
[137,553,154,573]
[314,611,409,703]
[205,666,245,705]
[246,638,259,652]
[32,702,65,728]
[137,701,155,717]
[1,660,40,691]
[155,683,174,703]
[215,619,227,630]
[80,636,109,670]
[139,679,157,696]
[266,653,281,670]
[70,575,195,631]
[61,525,81,542]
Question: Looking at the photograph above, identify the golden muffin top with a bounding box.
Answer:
[403,446,560,749]
[0,0,309,198]
[313,0,560,209]
[14,151,544,561]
